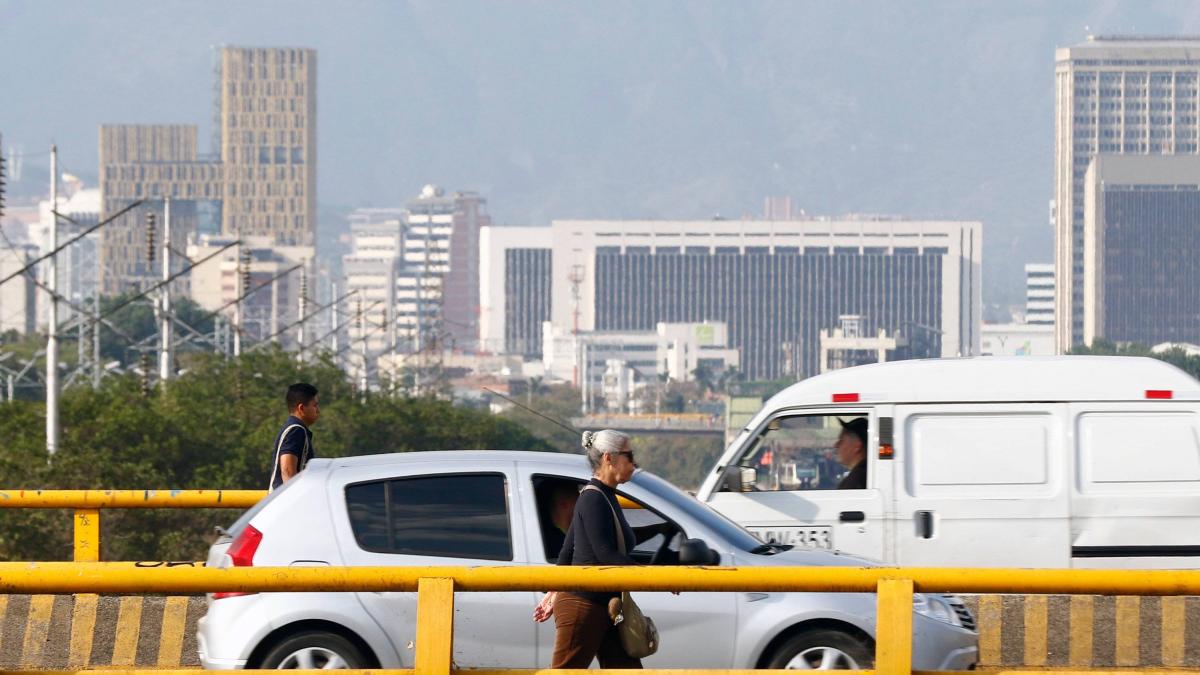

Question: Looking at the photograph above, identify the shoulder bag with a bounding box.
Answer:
[582,485,660,659]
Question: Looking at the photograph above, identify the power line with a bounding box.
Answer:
[0,200,144,290]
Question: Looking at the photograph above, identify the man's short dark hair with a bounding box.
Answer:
[286,383,319,411]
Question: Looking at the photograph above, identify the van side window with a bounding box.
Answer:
[345,473,513,561]
[731,414,869,491]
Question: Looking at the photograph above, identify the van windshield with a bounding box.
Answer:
[631,471,765,552]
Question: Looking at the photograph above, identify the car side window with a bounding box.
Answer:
[346,473,512,561]
[732,414,869,491]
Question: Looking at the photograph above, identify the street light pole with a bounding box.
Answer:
[45,145,59,455]
[159,197,172,382]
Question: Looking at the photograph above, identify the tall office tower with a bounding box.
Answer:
[1082,154,1200,346]
[478,225,552,357]
[1024,263,1055,325]
[217,47,316,245]
[1054,36,1200,352]
[547,218,981,380]
[441,191,490,352]
[99,46,315,294]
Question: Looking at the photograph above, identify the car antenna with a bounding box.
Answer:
[482,386,581,437]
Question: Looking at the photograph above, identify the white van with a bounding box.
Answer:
[695,356,1200,569]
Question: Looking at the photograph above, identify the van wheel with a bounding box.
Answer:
[766,629,873,670]
[259,631,369,669]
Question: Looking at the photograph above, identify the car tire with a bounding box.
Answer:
[259,630,370,670]
[765,628,874,670]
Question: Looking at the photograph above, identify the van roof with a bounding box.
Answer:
[765,356,1200,407]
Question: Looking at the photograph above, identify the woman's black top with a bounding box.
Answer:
[556,477,636,602]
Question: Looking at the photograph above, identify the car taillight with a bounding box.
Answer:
[213,525,262,600]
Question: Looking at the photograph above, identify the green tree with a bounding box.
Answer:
[0,348,555,561]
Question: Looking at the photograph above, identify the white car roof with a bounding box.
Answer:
[313,450,588,471]
[764,355,1200,407]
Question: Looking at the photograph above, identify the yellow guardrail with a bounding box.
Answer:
[0,489,642,562]
[2,563,1200,675]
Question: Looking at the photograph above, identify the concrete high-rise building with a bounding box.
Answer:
[478,225,552,357]
[1054,36,1200,351]
[100,46,316,294]
[545,218,982,380]
[0,244,37,336]
[1082,154,1200,346]
[1024,263,1055,325]
[342,209,405,356]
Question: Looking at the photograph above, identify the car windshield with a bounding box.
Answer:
[630,470,765,552]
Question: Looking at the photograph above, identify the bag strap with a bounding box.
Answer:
[583,484,625,555]
[268,423,307,492]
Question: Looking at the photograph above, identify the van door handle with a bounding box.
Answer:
[916,510,935,539]
[839,511,865,523]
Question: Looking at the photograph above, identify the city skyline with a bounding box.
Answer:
[6,1,1200,308]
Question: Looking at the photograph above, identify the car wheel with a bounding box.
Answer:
[259,631,369,670]
[766,628,874,670]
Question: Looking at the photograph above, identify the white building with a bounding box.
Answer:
[818,315,909,373]
[542,320,740,413]
[478,224,552,356]
[546,218,982,380]
[187,235,315,349]
[1025,263,1054,326]
[29,185,100,329]
[0,243,37,335]
[980,323,1056,357]
[342,209,405,357]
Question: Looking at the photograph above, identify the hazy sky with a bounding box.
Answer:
[5,0,1200,306]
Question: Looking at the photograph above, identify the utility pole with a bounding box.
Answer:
[296,266,307,362]
[330,281,339,368]
[159,198,172,382]
[45,145,59,455]
[234,248,248,357]
[356,297,367,399]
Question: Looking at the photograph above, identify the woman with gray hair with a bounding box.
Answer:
[532,429,642,668]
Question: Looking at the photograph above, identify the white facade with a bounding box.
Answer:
[818,315,909,373]
[478,225,552,355]
[980,323,1056,357]
[187,235,315,348]
[1024,263,1054,326]
[0,243,37,335]
[343,209,405,356]
[30,186,100,329]
[548,217,982,380]
[543,320,739,413]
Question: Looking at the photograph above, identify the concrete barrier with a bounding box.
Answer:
[2,593,1199,670]
[962,594,1200,668]
[0,595,205,669]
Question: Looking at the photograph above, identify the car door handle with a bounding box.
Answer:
[839,511,865,523]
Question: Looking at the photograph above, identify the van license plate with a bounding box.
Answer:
[749,526,832,549]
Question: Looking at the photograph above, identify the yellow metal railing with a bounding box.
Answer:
[0,489,642,562]
[0,490,264,561]
[2,563,1200,675]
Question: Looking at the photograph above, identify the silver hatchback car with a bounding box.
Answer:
[198,451,977,670]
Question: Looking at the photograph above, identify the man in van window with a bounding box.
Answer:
[269,383,319,491]
[835,417,868,490]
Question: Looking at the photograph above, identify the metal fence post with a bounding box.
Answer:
[875,577,913,675]
[74,508,100,562]
[415,577,454,675]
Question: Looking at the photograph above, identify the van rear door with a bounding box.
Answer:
[1070,402,1200,568]
[892,404,1071,567]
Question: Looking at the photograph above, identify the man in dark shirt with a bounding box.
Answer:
[269,383,320,491]
[835,417,868,490]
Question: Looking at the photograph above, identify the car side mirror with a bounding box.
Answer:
[679,538,720,565]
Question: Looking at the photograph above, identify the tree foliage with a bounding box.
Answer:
[0,349,555,561]
[1069,340,1200,380]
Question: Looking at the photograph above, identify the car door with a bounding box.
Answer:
[518,466,738,668]
[892,404,1071,567]
[703,409,886,560]
[332,462,539,668]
